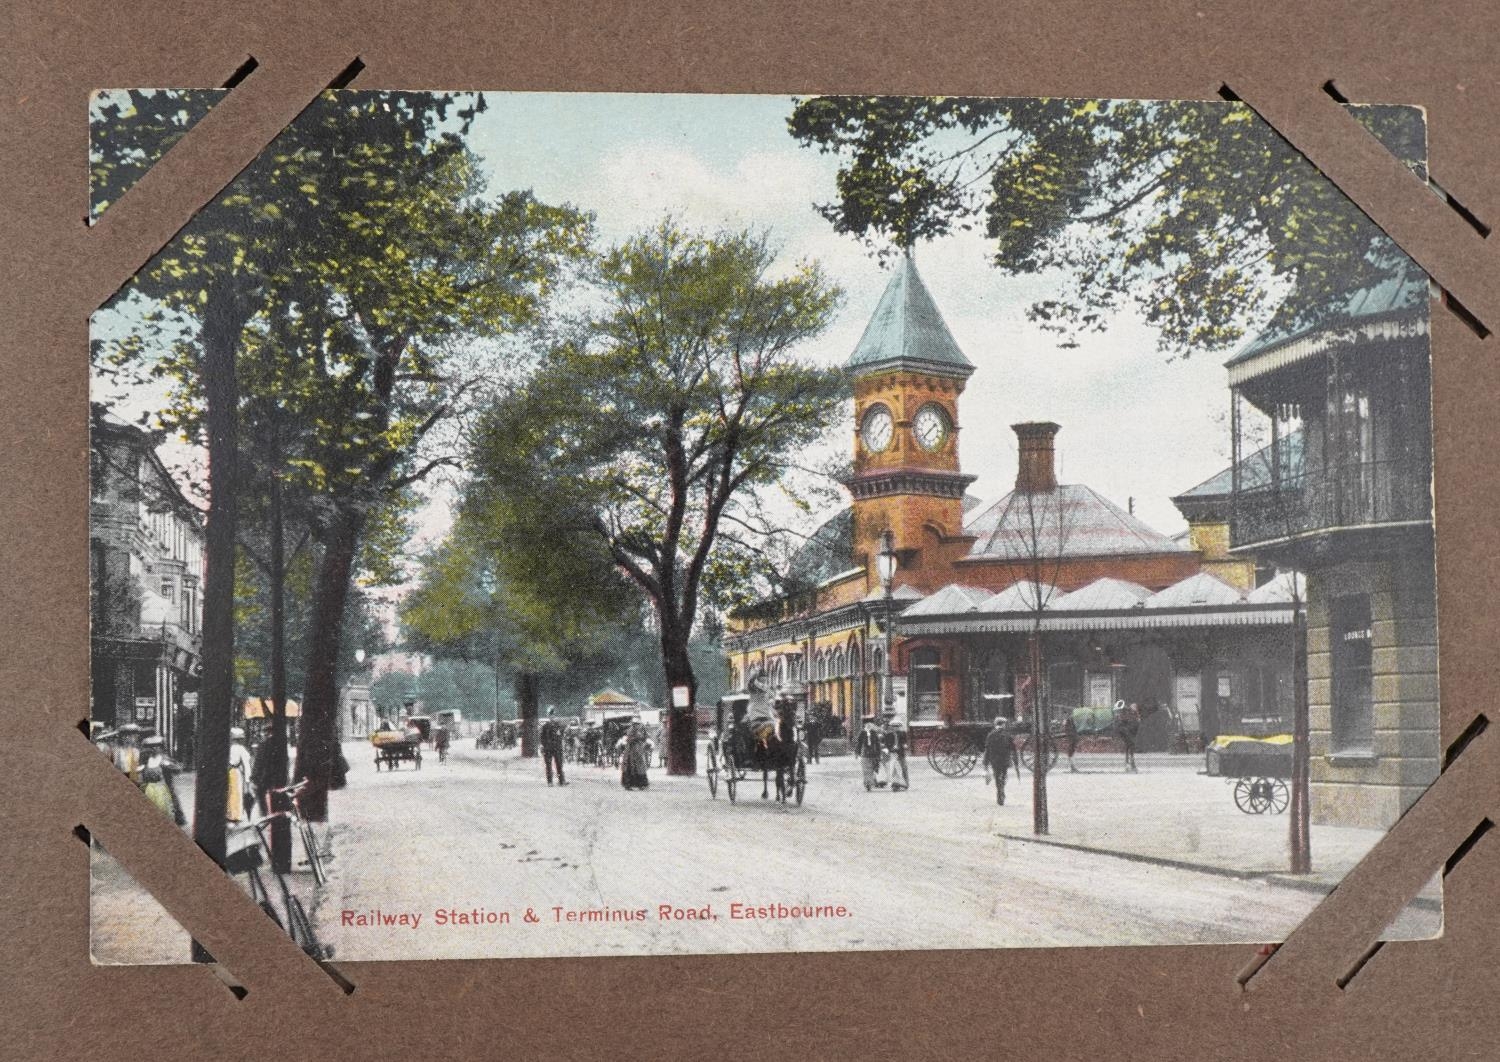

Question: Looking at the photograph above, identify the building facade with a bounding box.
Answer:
[1223,266,1436,829]
[90,414,205,762]
[725,256,1290,750]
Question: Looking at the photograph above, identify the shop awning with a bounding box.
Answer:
[242,697,301,718]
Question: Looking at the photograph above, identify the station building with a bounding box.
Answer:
[724,256,1297,752]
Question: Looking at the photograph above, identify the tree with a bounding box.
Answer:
[95,89,593,823]
[401,499,641,757]
[469,222,845,773]
[92,89,497,871]
[787,97,1424,355]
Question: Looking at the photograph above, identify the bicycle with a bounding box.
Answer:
[266,780,327,886]
[227,815,330,959]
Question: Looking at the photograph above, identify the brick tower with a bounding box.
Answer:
[844,252,976,592]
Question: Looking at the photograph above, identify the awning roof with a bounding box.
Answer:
[243,697,300,718]
[894,572,1296,634]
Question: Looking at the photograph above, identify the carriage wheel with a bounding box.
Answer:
[1266,778,1289,814]
[927,730,979,778]
[723,751,738,804]
[793,753,807,807]
[1019,736,1058,773]
[706,748,719,799]
[1233,778,1264,814]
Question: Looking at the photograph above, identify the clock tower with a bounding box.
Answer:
[845,253,976,591]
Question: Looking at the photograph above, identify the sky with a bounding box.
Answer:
[462,92,1243,539]
[92,92,1265,567]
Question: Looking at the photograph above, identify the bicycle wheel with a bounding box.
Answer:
[283,892,327,960]
[298,817,327,886]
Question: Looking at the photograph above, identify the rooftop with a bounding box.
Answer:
[847,253,974,377]
[963,484,1190,560]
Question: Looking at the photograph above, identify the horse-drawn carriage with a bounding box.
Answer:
[370,724,423,771]
[706,690,807,805]
[1205,733,1292,814]
[921,718,1059,777]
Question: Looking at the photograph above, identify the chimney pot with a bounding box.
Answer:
[1012,421,1061,493]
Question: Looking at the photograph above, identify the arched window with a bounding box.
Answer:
[834,647,847,678]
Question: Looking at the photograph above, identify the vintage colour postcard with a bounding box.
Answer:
[89,91,1440,963]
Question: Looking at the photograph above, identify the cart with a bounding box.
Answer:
[371,727,423,771]
[1204,733,1292,814]
[919,719,1056,777]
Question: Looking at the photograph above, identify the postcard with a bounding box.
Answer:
[88,91,1440,963]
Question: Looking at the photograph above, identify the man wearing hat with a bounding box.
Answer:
[539,707,567,786]
[983,716,1016,806]
[854,714,884,791]
[881,713,910,792]
[227,726,255,823]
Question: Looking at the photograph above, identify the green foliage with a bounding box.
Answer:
[469,220,848,641]
[788,97,1425,354]
[233,544,387,697]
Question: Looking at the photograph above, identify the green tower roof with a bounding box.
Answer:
[847,253,974,377]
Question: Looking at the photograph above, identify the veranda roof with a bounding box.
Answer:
[894,572,1294,635]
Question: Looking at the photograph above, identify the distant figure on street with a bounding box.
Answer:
[804,711,823,764]
[621,721,652,790]
[227,726,255,823]
[855,715,884,791]
[138,734,185,826]
[983,716,1015,806]
[539,708,567,786]
[433,725,451,765]
[1064,713,1080,773]
[112,723,143,783]
[882,714,909,791]
[1118,701,1141,773]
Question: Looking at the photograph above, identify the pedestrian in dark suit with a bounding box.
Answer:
[804,712,823,764]
[983,717,1015,806]
[854,716,883,791]
[1119,702,1141,773]
[539,707,567,786]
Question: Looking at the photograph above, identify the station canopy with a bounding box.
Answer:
[898,572,1295,634]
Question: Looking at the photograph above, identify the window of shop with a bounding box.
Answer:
[968,651,1011,720]
[910,647,941,721]
[1046,661,1083,711]
[1330,594,1374,754]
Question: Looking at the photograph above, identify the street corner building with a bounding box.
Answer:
[724,253,1437,831]
[89,411,205,764]
[1214,263,1437,829]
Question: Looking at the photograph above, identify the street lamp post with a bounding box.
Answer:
[876,530,898,714]
[354,648,366,737]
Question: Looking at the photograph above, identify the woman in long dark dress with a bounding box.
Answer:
[620,722,652,790]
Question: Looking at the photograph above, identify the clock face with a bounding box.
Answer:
[861,405,894,453]
[913,403,951,451]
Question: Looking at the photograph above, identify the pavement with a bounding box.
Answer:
[90,740,1441,965]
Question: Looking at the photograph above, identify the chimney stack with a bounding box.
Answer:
[1013,422,1061,493]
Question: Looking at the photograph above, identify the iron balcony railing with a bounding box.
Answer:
[1230,458,1431,548]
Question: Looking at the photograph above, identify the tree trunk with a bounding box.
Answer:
[190,280,247,963]
[516,671,539,758]
[1029,632,1049,836]
[661,632,698,776]
[267,468,292,872]
[294,506,363,821]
